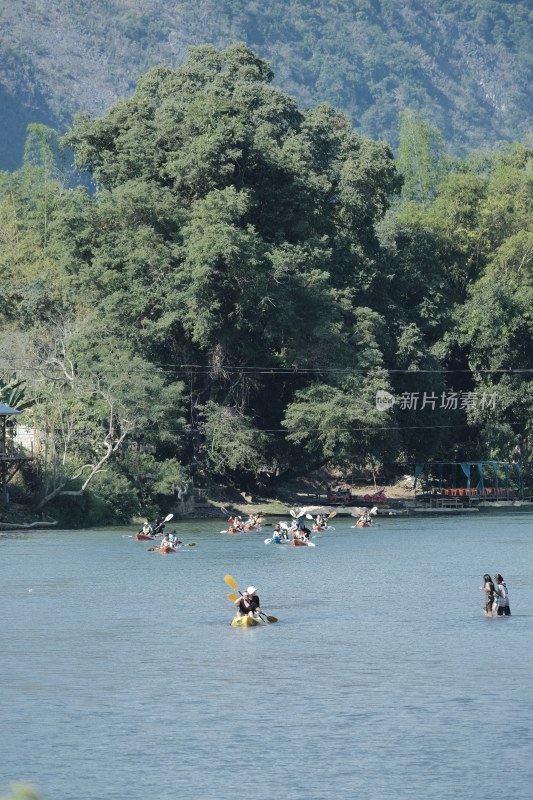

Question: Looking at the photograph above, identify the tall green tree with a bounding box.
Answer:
[397,109,447,206]
[56,43,402,481]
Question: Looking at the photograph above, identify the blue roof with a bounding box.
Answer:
[0,402,22,415]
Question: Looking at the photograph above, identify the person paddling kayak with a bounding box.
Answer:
[234,586,261,619]
[152,517,166,536]
[160,533,175,550]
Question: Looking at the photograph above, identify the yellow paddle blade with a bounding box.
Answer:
[224,574,238,590]
[328,511,337,518]
[226,593,239,602]
[266,615,278,623]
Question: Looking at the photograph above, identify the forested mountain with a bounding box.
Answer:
[1,44,531,524]
[1,0,531,171]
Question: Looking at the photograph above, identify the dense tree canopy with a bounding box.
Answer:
[0,45,531,520]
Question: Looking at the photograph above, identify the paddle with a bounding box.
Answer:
[224,574,239,591]
[144,512,174,530]
[150,513,175,536]
[224,574,278,623]
[218,507,234,530]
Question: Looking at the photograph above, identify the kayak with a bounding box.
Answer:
[220,527,243,534]
[264,535,290,544]
[356,521,372,528]
[136,533,157,541]
[231,615,266,627]
[244,523,262,531]
[147,542,190,552]
[290,538,310,546]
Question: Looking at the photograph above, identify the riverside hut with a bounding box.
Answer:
[0,402,33,502]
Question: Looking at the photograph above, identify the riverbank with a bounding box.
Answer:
[196,476,415,519]
[3,476,530,530]
[1,480,407,529]
[0,500,59,530]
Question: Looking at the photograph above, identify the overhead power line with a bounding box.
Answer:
[17,422,528,440]
[1,360,532,376]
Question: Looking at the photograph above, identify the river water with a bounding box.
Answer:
[1,512,532,800]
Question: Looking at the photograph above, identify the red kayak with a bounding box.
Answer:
[159,545,176,553]
[136,532,156,541]
[290,538,309,546]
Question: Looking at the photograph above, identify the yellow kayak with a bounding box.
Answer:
[231,615,266,627]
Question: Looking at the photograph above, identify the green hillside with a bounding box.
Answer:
[0,0,531,170]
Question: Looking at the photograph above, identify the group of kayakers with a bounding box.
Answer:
[271,521,311,541]
[266,522,311,542]
[226,513,264,532]
[482,573,511,617]
[138,515,184,550]
[222,507,335,537]
[141,508,515,623]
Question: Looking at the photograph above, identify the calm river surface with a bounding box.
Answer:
[1,511,533,800]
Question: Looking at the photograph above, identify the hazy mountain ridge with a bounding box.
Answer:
[0,0,531,170]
